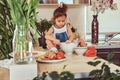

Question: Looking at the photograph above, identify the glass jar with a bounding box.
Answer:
[12,26,33,64]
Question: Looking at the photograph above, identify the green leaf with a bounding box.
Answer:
[0,0,14,59]
[49,71,60,80]
[60,71,74,80]
[101,63,111,79]
[110,73,118,79]
[39,72,47,80]
[87,60,101,66]
[89,69,103,77]
[107,52,115,62]
[33,76,39,80]
[115,69,120,74]
[35,18,52,36]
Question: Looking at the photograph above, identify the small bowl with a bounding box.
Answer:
[60,42,78,55]
[74,47,87,56]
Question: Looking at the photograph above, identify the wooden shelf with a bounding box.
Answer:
[38,4,80,6]
[38,3,89,8]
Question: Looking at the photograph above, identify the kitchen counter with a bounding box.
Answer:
[0,55,120,80]
[37,55,120,79]
[0,45,120,80]
[95,44,120,49]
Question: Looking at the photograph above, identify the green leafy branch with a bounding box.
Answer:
[7,0,39,39]
[35,18,52,37]
[33,71,74,80]
[0,0,14,59]
[87,52,120,80]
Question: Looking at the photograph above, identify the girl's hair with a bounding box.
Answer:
[52,3,68,24]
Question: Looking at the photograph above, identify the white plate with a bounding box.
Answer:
[36,58,66,63]
[9,51,46,58]
[32,51,46,57]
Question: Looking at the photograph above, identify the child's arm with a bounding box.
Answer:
[45,27,60,44]
[66,25,75,43]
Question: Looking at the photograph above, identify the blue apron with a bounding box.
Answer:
[55,32,69,42]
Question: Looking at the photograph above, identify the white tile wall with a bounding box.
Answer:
[36,4,87,39]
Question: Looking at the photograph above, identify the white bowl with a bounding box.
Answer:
[60,42,78,55]
[74,47,87,56]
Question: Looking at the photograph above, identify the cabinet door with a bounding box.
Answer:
[97,48,120,66]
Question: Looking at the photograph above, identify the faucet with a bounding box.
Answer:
[104,32,120,44]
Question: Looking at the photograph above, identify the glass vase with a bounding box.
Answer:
[91,15,99,44]
[12,25,32,64]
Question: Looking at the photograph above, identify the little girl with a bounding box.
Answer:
[45,3,75,52]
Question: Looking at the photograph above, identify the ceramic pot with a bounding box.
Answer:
[38,36,47,49]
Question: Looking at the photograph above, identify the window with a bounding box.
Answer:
[58,0,73,4]
[86,33,120,43]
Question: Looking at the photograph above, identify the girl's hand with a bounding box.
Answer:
[65,40,72,43]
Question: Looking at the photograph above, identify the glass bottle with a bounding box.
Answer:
[91,15,99,44]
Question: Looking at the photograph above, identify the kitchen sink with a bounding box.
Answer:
[95,41,120,49]
[110,42,120,45]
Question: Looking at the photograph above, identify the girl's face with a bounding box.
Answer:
[54,15,66,28]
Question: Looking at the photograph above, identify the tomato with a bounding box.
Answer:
[88,46,96,51]
[57,51,64,57]
[84,46,96,57]
[84,50,96,57]
[56,51,65,60]
[56,56,63,60]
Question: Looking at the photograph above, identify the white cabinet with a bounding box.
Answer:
[10,63,37,80]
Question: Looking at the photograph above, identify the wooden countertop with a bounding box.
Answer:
[37,55,120,75]
[0,45,120,80]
